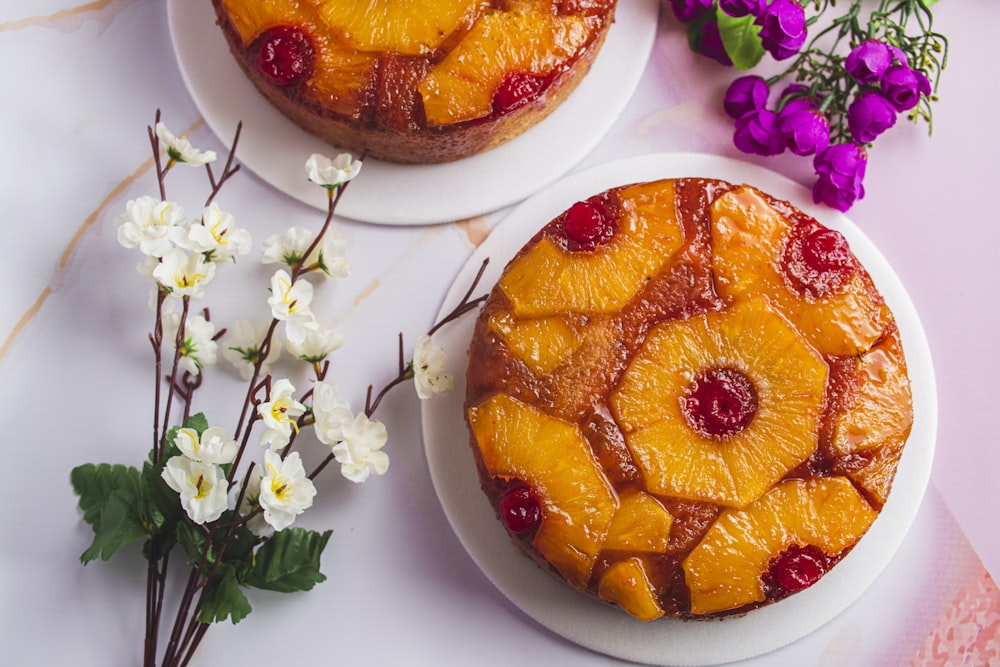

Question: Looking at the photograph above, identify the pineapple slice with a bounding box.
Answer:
[221,0,320,43]
[683,477,877,615]
[489,311,583,375]
[311,0,488,55]
[468,393,618,588]
[500,182,685,318]
[418,6,590,125]
[597,557,665,621]
[832,330,913,504]
[305,36,378,117]
[605,491,674,552]
[711,186,890,356]
[612,298,828,508]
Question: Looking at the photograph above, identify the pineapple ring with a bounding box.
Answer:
[612,298,829,509]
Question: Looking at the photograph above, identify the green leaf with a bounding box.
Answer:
[71,463,149,562]
[198,563,252,625]
[718,10,766,71]
[182,413,210,436]
[244,528,332,593]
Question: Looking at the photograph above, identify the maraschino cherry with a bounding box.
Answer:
[766,543,830,594]
[493,72,546,115]
[783,222,856,298]
[254,26,315,86]
[499,485,541,534]
[559,199,616,251]
[682,367,759,439]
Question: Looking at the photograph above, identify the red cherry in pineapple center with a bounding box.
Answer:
[561,200,615,250]
[499,486,541,534]
[682,367,758,439]
[493,72,546,115]
[766,544,829,594]
[254,25,315,86]
[784,223,856,297]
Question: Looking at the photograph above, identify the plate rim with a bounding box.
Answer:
[420,152,938,666]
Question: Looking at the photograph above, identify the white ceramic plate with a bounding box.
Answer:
[166,0,660,225]
[421,153,937,666]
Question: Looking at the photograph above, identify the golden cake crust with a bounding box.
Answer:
[464,178,913,620]
[210,1,617,163]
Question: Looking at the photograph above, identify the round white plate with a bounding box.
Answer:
[421,153,937,666]
[166,0,660,225]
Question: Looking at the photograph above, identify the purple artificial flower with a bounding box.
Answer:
[888,44,909,66]
[693,19,733,66]
[813,143,868,211]
[915,69,933,97]
[756,0,807,61]
[670,0,714,23]
[847,89,897,143]
[718,0,766,18]
[724,76,770,119]
[778,107,830,156]
[733,108,784,156]
[844,40,892,84]
[880,65,922,112]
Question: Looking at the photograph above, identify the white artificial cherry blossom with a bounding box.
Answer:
[161,457,228,525]
[173,426,238,465]
[412,334,453,399]
[310,380,354,447]
[258,450,316,531]
[286,328,345,363]
[221,319,281,380]
[117,196,187,258]
[155,122,217,166]
[331,412,389,483]
[261,226,350,278]
[305,152,362,190]
[267,269,317,344]
[161,312,218,376]
[186,203,251,263]
[152,248,216,299]
[257,378,306,449]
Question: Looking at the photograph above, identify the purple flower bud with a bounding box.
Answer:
[813,143,868,211]
[847,89,897,143]
[915,69,932,97]
[718,0,766,18]
[670,0,714,23]
[845,40,892,85]
[880,65,922,112]
[888,44,909,66]
[692,19,733,66]
[778,107,830,156]
[756,0,807,61]
[733,109,784,156]
[724,76,770,119]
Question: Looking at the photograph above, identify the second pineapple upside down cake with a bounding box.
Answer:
[465,178,913,620]
[210,0,618,163]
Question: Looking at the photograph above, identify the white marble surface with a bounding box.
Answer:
[1,2,997,665]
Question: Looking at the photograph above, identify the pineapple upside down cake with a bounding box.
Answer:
[210,0,618,163]
[464,178,913,620]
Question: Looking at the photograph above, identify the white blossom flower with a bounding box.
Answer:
[156,122,217,166]
[261,226,350,278]
[257,378,306,449]
[237,467,270,536]
[259,450,316,531]
[152,248,216,299]
[267,269,318,344]
[412,334,453,399]
[305,153,362,190]
[331,413,389,483]
[173,426,238,465]
[221,319,281,380]
[186,203,252,263]
[286,328,345,363]
[311,380,354,447]
[161,456,229,525]
[117,196,188,258]
[161,312,218,376]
